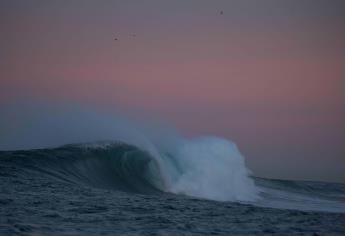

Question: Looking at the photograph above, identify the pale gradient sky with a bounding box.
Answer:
[1,0,345,182]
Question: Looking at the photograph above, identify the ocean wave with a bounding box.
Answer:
[0,137,259,202]
[2,138,345,213]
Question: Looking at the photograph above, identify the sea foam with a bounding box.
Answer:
[164,137,259,202]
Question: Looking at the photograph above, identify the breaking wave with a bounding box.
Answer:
[1,137,259,202]
[1,104,345,212]
[2,138,345,213]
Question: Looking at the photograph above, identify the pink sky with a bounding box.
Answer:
[1,0,344,182]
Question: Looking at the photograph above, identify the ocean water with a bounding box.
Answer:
[1,140,345,235]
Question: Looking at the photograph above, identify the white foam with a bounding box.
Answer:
[165,136,260,202]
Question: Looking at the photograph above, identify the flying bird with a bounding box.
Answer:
[220,11,223,15]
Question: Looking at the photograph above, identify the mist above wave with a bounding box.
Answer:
[0,103,259,202]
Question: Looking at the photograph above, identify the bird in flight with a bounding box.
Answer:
[114,34,136,41]
[220,11,223,15]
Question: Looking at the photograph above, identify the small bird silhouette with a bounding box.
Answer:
[220,11,223,15]
[114,38,118,41]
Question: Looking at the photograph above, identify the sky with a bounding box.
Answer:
[1,0,345,182]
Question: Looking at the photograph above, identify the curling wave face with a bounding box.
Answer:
[1,142,164,194]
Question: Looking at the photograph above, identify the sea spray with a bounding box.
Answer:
[166,137,259,202]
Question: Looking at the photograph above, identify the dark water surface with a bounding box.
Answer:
[1,145,345,235]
